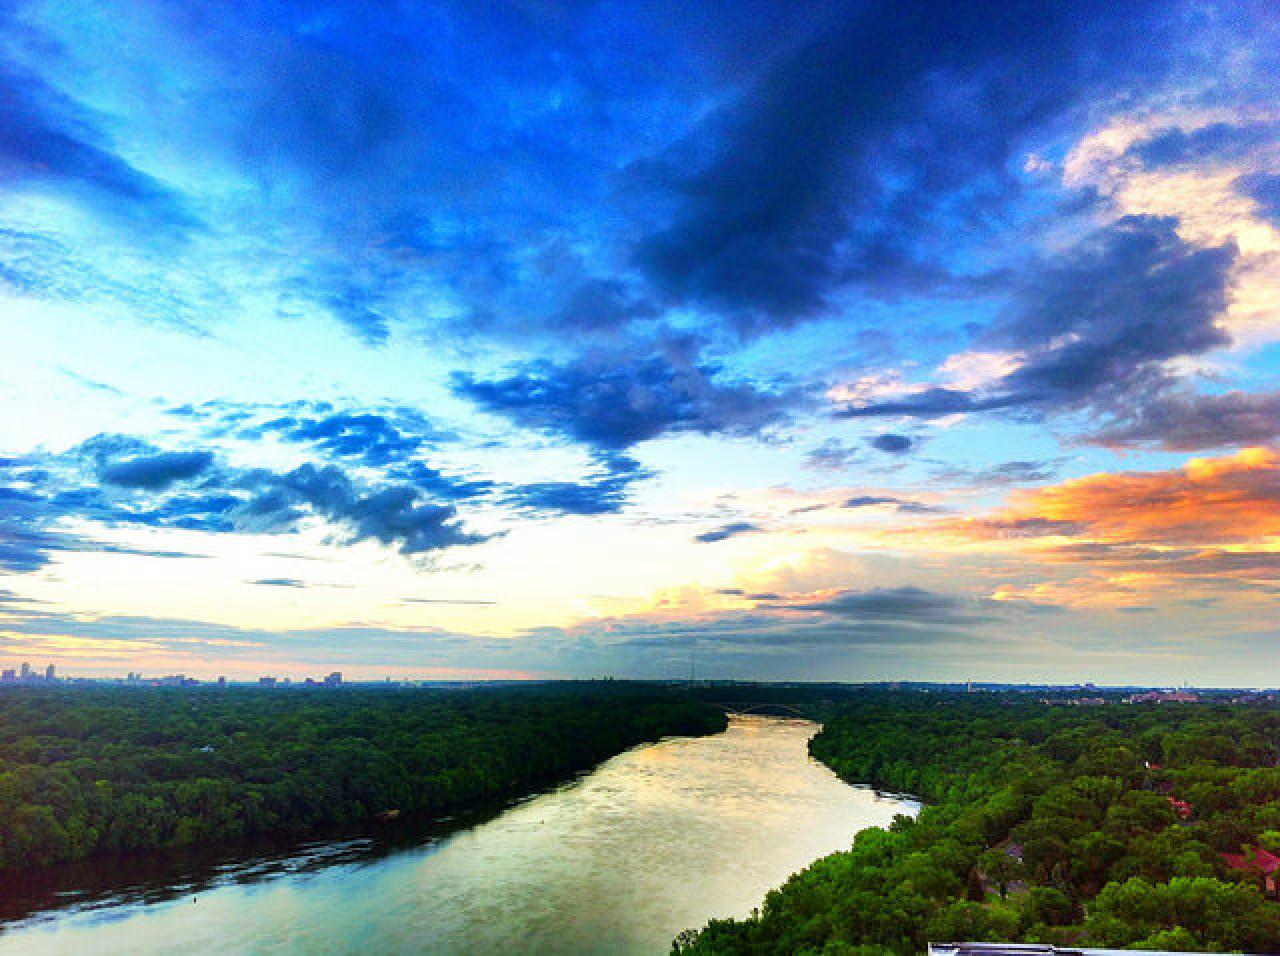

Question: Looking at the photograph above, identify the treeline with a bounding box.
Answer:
[674,692,1280,953]
[0,682,725,870]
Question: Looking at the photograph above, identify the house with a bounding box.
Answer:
[1221,846,1280,897]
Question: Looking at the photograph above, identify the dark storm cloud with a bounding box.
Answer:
[694,521,760,543]
[840,217,1237,420]
[996,218,1233,396]
[869,433,915,455]
[588,585,1046,654]
[631,0,1175,332]
[768,586,982,622]
[1,0,1270,366]
[100,450,215,490]
[454,347,791,451]
[505,455,650,516]
[1093,389,1280,450]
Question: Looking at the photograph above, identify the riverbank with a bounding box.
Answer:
[0,715,914,955]
[0,683,725,874]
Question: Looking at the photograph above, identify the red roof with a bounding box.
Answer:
[1222,847,1280,874]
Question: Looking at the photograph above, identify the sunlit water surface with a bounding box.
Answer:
[0,716,917,955]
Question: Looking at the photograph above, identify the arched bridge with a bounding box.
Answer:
[712,701,808,718]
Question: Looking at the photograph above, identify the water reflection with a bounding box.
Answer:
[0,717,917,955]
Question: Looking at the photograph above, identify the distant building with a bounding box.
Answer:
[1,669,14,682]
[155,674,197,687]
[19,662,30,680]
[45,664,55,681]
[217,676,227,688]
[324,671,343,687]
[258,676,277,687]
[1125,689,1199,704]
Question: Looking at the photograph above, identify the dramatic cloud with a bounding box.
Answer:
[632,1,1181,331]
[455,347,789,451]
[1,1,1278,680]
[3,435,495,567]
[838,217,1237,421]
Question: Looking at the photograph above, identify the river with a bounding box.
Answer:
[0,716,917,955]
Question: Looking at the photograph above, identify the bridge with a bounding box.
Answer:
[711,701,808,718]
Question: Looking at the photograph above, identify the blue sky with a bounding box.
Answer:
[2,0,1279,683]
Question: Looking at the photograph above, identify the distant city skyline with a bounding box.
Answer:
[2,2,1279,684]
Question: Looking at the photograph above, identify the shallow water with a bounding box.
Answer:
[0,716,917,955]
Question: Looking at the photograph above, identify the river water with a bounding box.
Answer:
[0,716,917,955]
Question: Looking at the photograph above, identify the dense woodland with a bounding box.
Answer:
[0,682,724,870]
[674,692,1280,953]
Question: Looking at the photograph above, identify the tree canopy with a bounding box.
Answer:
[673,692,1280,953]
[0,682,724,872]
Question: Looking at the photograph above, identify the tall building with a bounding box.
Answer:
[324,671,343,687]
[19,662,30,680]
[45,664,55,681]
[1,669,15,682]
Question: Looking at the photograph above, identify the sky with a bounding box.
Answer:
[2,0,1279,685]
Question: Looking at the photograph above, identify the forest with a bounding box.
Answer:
[673,691,1280,953]
[0,681,725,870]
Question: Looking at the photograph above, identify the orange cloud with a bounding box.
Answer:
[946,447,1280,547]
[913,448,1280,609]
